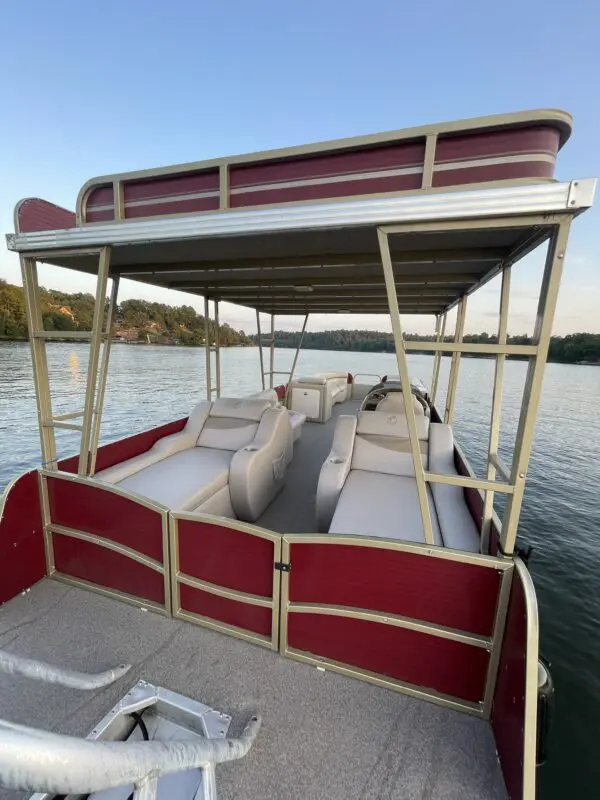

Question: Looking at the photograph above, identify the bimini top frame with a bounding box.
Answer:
[7,167,596,561]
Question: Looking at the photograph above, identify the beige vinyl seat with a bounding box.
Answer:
[288,373,349,423]
[375,391,426,415]
[94,397,292,522]
[316,410,480,551]
[249,388,306,445]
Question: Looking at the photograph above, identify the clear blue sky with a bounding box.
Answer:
[1,0,599,335]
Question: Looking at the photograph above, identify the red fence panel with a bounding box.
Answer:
[281,535,507,710]
[172,513,282,649]
[44,472,170,614]
[492,560,538,799]
[0,471,45,604]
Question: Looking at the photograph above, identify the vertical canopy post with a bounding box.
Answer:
[256,310,265,390]
[269,314,275,389]
[378,228,435,546]
[214,299,221,398]
[501,221,571,555]
[79,246,111,477]
[481,266,511,552]
[204,296,211,401]
[430,312,447,405]
[20,256,56,469]
[444,297,467,425]
[285,313,309,402]
[89,275,121,476]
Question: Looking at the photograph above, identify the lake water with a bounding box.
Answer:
[1,341,599,798]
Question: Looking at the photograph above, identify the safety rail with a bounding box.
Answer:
[0,715,261,798]
[0,650,131,690]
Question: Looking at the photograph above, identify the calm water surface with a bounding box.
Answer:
[1,342,599,799]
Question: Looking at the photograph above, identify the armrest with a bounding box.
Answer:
[94,401,212,484]
[316,415,357,532]
[229,408,290,521]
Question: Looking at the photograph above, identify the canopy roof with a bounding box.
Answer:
[8,179,595,315]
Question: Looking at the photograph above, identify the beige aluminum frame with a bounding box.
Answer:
[169,511,283,651]
[20,249,115,476]
[378,228,435,545]
[430,312,447,404]
[444,297,467,426]
[481,266,511,551]
[278,533,513,717]
[500,221,571,555]
[76,108,571,224]
[39,469,171,616]
[515,557,541,800]
[376,213,575,557]
[203,297,221,399]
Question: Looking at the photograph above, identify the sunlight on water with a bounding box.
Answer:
[0,342,599,798]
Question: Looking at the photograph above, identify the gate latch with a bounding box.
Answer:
[274,562,291,572]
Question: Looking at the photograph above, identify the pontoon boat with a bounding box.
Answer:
[0,109,595,799]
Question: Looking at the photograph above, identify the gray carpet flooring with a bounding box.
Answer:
[0,580,506,800]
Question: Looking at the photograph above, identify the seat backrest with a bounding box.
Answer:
[249,388,280,407]
[351,411,430,477]
[196,397,271,451]
[376,391,424,415]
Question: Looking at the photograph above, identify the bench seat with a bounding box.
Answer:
[317,411,481,552]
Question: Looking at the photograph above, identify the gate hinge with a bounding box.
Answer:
[274,561,291,572]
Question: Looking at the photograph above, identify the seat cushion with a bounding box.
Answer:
[428,423,481,552]
[329,470,443,545]
[116,447,233,511]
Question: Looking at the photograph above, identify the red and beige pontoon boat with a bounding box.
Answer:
[0,109,595,800]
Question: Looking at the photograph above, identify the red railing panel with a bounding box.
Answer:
[0,471,45,604]
[288,612,489,703]
[177,519,275,597]
[288,542,500,636]
[179,584,272,637]
[46,475,165,562]
[53,535,165,605]
[491,567,528,799]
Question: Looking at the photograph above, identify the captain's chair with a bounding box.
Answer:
[376,391,425,415]
[94,398,291,522]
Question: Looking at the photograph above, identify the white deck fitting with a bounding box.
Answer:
[0,580,506,800]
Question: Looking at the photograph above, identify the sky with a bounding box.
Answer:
[1,0,599,337]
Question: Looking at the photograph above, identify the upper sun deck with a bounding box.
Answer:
[6,108,595,316]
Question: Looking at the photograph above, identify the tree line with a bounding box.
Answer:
[250,329,600,364]
[0,280,252,347]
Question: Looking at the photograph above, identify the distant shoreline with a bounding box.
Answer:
[2,337,599,366]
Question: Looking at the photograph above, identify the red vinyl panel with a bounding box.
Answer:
[16,198,76,233]
[124,171,219,201]
[229,141,426,187]
[288,613,489,703]
[53,535,165,605]
[58,418,187,474]
[491,569,528,800]
[230,173,422,208]
[47,476,164,562]
[435,126,560,163]
[432,159,554,188]
[288,542,500,636]
[178,519,276,597]
[179,584,272,637]
[0,471,45,604]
